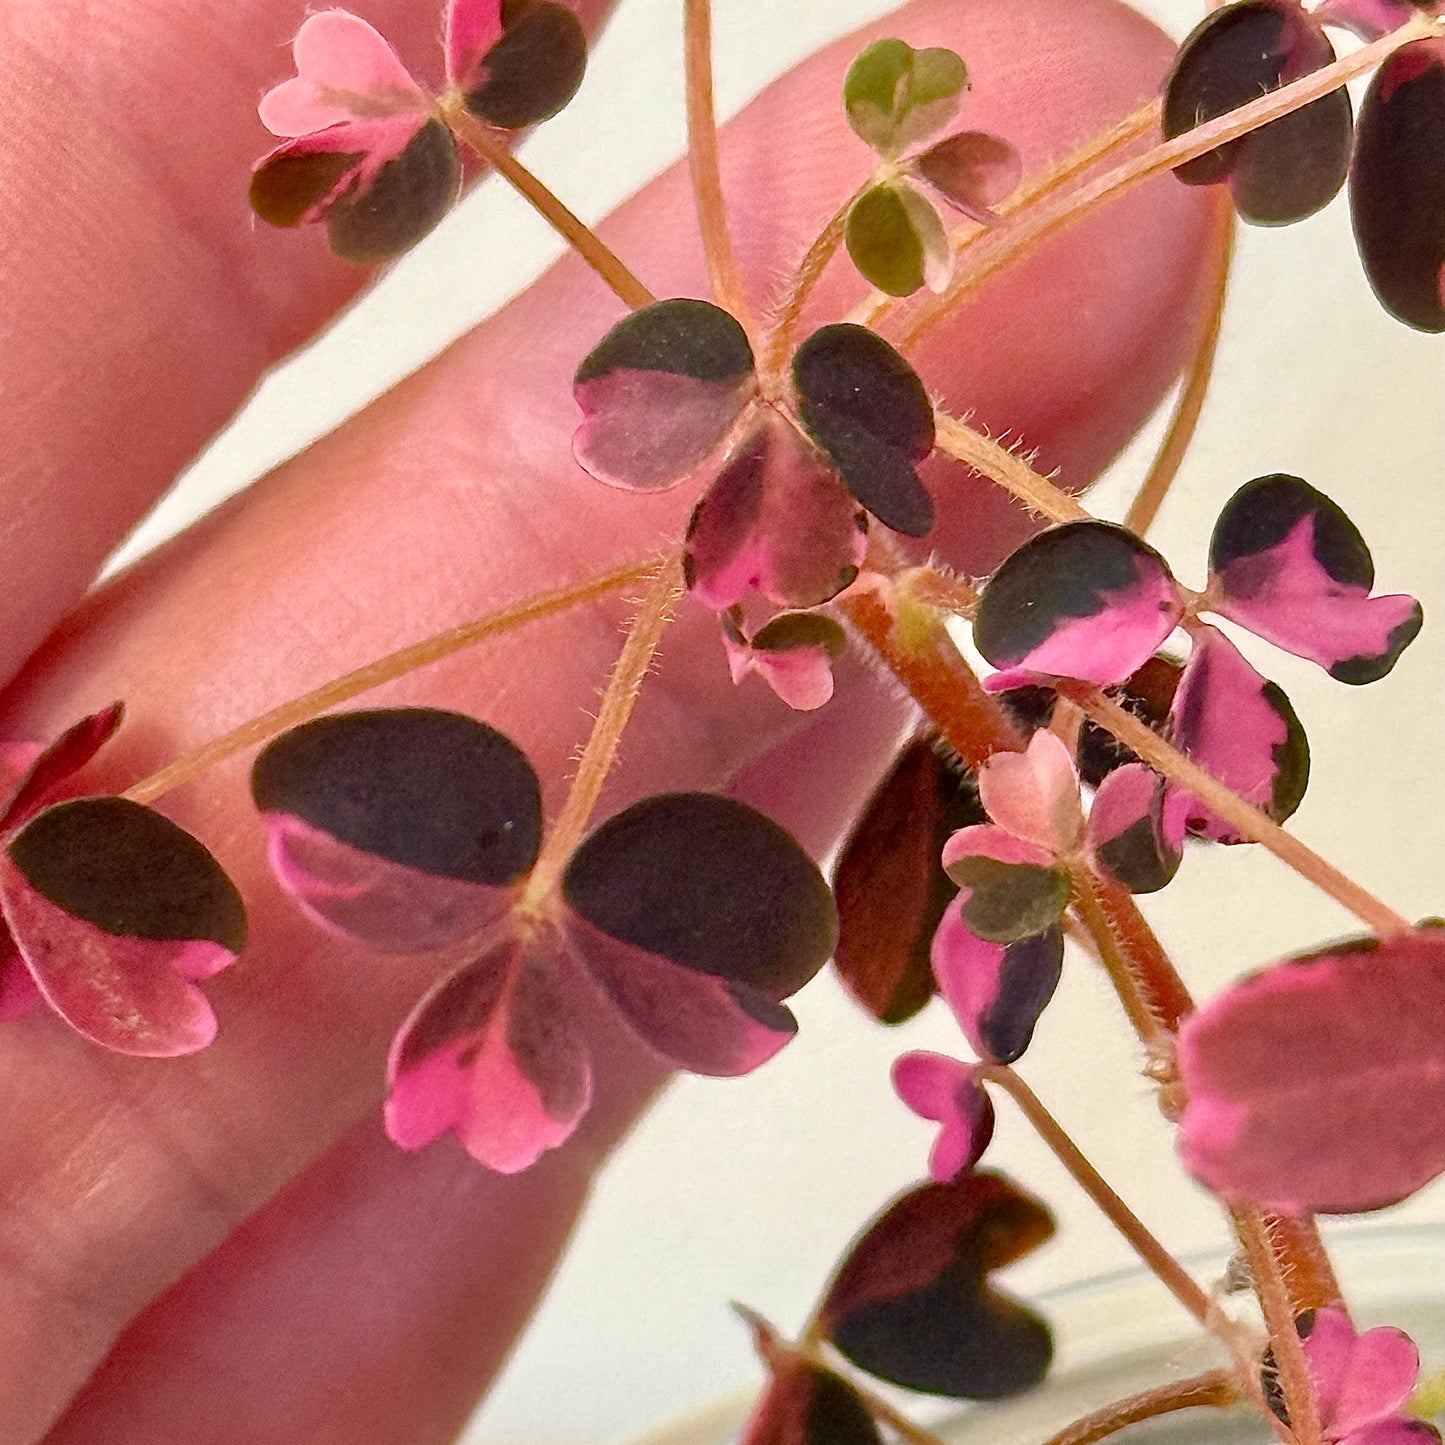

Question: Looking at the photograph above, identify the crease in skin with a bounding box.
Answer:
[0,2,1218,1438]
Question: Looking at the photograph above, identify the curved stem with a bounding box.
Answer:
[124,556,660,805]
[520,551,685,909]
[894,15,1435,351]
[933,411,1088,524]
[1126,194,1235,537]
[684,0,754,330]
[763,191,860,375]
[982,1065,1215,1329]
[1064,686,1413,937]
[1038,1370,1241,1445]
[443,99,655,310]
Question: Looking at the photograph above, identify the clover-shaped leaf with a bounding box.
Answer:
[833,739,986,1025]
[846,182,950,297]
[792,324,936,537]
[914,130,1023,225]
[252,708,542,952]
[819,1172,1055,1399]
[386,933,591,1173]
[1350,39,1445,334]
[561,793,838,1076]
[893,1052,995,1182]
[1178,925,1445,1213]
[845,39,969,158]
[722,609,847,712]
[1,798,246,1056]
[1163,0,1354,225]
[448,0,588,129]
[1209,474,1423,682]
[975,522,1184,686]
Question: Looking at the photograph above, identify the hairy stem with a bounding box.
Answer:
[763,192,860,375]
[894,15,1436,351]
[124,556,659,805]
[1038,1370,1241,1445]
[983,1065,1215,1329]
[933,411,1089,524]
[1064,686,1412,937]
[1235,1205,1324,1445]
[1126,194,1235,536]
[443,100,655,310]
[520,552,685,909]
[684,0,754,330]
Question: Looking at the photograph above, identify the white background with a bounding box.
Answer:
[113,2,1445,1441]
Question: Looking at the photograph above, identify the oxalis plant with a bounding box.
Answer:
[5,0,1445,1439]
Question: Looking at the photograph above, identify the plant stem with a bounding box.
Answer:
[683,0,754,331]
[983,1065,1215,1329]
[123,556,660,805]
[519,551,685,910]
[1235,1205,1324,1445]
[933,412,1089,524]
[1126,194,1235,537]
[442,99,655,310]
[763,191,860,375]
[1064,686,1413,937]
[1037,1370,1241,1445]
[893,14,1436,351]
[854,100,1159,331]
[1085,867,1196,1037]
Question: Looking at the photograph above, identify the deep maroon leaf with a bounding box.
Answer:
[792,325,935,537]
[0,702,123,832]
[1177,925,1445,1213]
[833,739,985,1025]
[684,417,868,612]
[974,522,1183,685]
[1351,38,1445,331]
[250,117,461,263]
[740,1361,884,1445]
[461,0,588,128]
[1163,0,1353,225]
[1,798,246,1056]
[820,1172,1055,1399]
[1076,655,1183,787]
[1209,474,1422,683]
[386,935,592,1172]
[252,709,541,951]
[573,298,756,491]
[562,792,838,999]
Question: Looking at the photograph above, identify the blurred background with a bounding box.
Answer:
[109,1,1445,1440]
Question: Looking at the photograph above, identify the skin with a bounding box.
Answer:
[0,0,1214,1439]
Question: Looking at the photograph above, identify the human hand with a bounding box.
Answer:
[0,0,1212,1438]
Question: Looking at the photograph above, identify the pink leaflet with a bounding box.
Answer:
[0,702,124,832]
[685,417,869,613]
[892,1051,994,1181]
[1087,762,1181,893]
[1212,514,1422,684]
[564,912,796,1076]
[977,731,1084,858]
[445,0,506,94]
[1177,927,1445,1213]
[264,812,513,953]
[1164,624,1292,843]
[930,891,1062,1064]
[0,851,232,1057]
[1018,567,1184,685]
[941,824,1053,879]
[386,939,592,1173]
[0,744,45,808]
[720,616,840,713]
[1313,0,1422,43]
[1303,1308,1420,1441]
[258,11,427,137]
[572,369,753,492]
[914,130,1023,226]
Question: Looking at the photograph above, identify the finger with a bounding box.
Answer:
[0,0,613,682]
[3,0,1214,1437]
